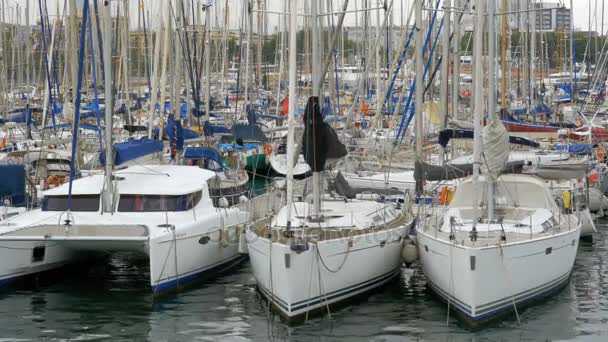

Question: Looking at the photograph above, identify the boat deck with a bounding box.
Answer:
[251,214,409,244]
[0,224,149,240]
[419,219,579,248]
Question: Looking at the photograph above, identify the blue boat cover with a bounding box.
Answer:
[204,121,231,136]
[113,138,164,165]
[532,102,552,115]
[217,143,260,150]
[231,123,268,143]
[82,99,100,110]
[0,107,33,124]
[558,83,572,94]
[555,143,595,155]
[44,123,72,129]
[0,164,26,206]
[183,147,225,170]
[512,107,527,115]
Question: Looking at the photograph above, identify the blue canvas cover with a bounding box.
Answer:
[203,121,231,136]
[555,143,595,155]
[0,107,32,124]
[0,164,26,206]
[113,138,164,165]
[183,147,224,171]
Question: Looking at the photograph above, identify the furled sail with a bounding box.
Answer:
[301,96,347,171]
[481,120,510,179]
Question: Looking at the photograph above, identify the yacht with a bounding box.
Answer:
[0,165,249,292]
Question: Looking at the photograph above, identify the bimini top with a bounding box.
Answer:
[44,165,216,197]
[449,174,559,212]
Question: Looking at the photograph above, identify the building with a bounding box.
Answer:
[530,2,571,31]
[460,1,571,33]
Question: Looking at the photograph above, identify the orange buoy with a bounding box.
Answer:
[439,186,450,205]
[263,144,273,156]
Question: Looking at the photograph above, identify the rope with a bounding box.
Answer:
[499,244,521,325]
[315,244,332,318]
[313,237,352,274]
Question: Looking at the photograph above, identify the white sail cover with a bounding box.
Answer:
[481,120,510,179]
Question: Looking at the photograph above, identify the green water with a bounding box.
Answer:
[0,225,607,341]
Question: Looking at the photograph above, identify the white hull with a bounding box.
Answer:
[268,154,310,176]
[416,226,580,322]
[0,165,250,292]
[246,225,407,318]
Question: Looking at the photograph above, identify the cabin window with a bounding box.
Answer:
[42,195,100,212]
[117,191,202,212]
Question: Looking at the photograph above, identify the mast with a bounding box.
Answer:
[102,0,113,213]
[472,0,483,178]
[439,0,450,164]
[121,0,131,126]
[147,6,164,138]
[500,0,508,115]
[487,0,496,220]
[311,0,321,219]
[414,0,423,193]
[69,0,78,106]
[25,0,30,86]
[452,0,461,121]
[157,1,171,141]
[530,1,536,111]
[244,1,252,113]
[204,3,211,123]
[285,0,298,230]
[569,0,574,105]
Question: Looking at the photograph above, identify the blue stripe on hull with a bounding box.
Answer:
[427,272,572,324]
[0,276,18,287]
[151,254,248,293]
[257,267,400,316]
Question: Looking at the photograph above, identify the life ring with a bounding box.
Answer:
[263,144,273,156]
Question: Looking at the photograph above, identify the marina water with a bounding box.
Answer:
[0,220,606,341]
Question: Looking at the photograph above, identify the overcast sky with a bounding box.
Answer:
[3,0,605,33]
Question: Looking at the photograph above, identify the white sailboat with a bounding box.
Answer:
[246,1,413,320]
[0,3,250,292]
[415,0,581,325]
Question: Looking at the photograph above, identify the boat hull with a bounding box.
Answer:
[0,240,79,287]
[246,225,407,319]
[501,120,559,133]
[246,153,267,173]
[416,226,581,325]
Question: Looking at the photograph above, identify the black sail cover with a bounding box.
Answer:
[301,96,347,171]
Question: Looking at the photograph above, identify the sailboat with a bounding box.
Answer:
[0,1,250,292]
[416,0,581,325]
[246,96,413,319]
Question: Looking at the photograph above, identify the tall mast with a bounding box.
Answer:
[529,0,536,111]
[472,0,483,178]
[569,0,574,105]
[414,0,423,193]
[69,0,78,106]
[205,3,211,123]
[285,0,298,229]
[487,0,496,220]
[121,0,131,126]
[439,0,450,164]
[102,0,113,213]
[244,1,252,113]
[25,0,30,86]
[147,6,164,138]
[500,0,508,115]
[452,0,461,121]
[157,1,171,141]
[311,0,321,219]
